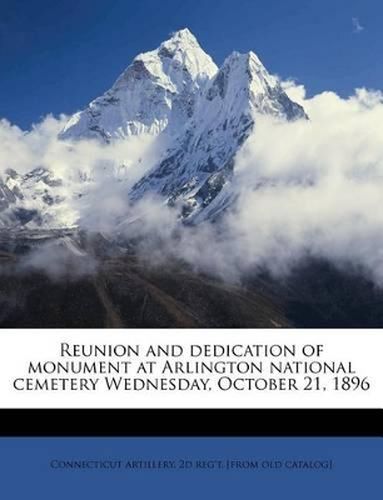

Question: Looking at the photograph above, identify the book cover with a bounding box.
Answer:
[0,1,381,498]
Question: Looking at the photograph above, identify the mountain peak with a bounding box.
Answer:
[165,28,199,47]
[248,50,263,65]
[60,28,217,142]
[221,50,268,78]
[134,28,201,64]
[152,28,217,84]
[121,27,215,81]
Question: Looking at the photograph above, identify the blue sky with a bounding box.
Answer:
[0,0,379,129]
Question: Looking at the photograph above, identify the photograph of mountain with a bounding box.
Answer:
[1,0,383,328]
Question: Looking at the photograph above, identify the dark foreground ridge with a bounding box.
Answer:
[0,230,382,328]
[0,254,290,329]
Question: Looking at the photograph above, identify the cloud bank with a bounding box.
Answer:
[125,84,383,285]
[1,83,383,285]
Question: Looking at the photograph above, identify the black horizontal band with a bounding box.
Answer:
[0,409,381,437]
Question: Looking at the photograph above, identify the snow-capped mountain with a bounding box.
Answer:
[0,167,76,229]
[131,49,306,221]
[60,29,217,141]
[1,29,307,228]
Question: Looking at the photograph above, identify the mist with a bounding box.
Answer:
[1,83,383,285]
[107,83,383,286]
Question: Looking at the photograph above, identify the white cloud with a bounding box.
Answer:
[129,84,383,285]
[281,79,306,105]
[0,114,168,229]
[2,83,383,286]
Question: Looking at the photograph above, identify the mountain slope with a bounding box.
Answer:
[0,235,291,328]
[60,29,218,142]
[0,168,75,229]
[131,50,307,221]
